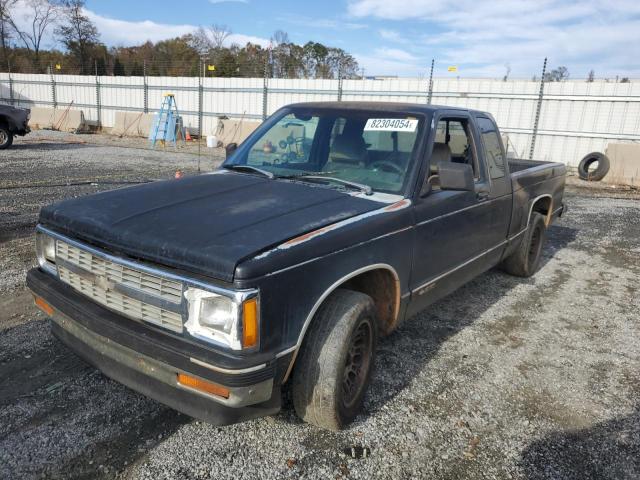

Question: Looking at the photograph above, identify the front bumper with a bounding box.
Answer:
[27,268,287,426]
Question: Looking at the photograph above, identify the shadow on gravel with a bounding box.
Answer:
[9,141,91,151]
[0,318,189,479]
[362,223,578,416]
[0,216,36,243]
[519,406,640,480]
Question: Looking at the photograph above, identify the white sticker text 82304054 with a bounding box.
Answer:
[364,118,418,132]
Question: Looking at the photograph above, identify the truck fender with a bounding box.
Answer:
[281,263,401,383]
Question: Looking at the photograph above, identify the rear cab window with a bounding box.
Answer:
[476,117,506,180]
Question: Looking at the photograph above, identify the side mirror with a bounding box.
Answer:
[438,162,475,192]
[225,142,238,158]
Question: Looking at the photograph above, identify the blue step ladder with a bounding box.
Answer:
[149,94,184,148]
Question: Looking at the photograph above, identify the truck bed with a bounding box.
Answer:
[508,158,555,173]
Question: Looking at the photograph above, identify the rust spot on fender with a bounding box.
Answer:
[282,224,334,247]
[254,199,412,259]
[383,199,411,211]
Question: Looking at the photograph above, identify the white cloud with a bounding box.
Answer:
[7,1,269,50]
[373,47,417,62]
[85,11,194,45]
[226,33,270,47]
[348,0,640,77]
[355,49,426,77]
[378,29,404,42]
[280,14,367,31]
[85,11,270,47]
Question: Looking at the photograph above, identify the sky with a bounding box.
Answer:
[19,0,640,78]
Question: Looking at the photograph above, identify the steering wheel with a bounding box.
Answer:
[370,160,403,175]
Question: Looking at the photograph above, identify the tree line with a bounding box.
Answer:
[0,0,360,78]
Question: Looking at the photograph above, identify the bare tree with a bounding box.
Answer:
[188,26,212,56]
[502,62,511,82]
[0,0,18,68]
[210,24,231,49]
[8,0,59,70]
[271,29,289,46]
[55,0,99,74]
[544,66,570,82]
[586,69,595,82]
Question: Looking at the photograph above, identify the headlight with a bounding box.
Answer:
[184,287,259,350]
[35,232,57,275]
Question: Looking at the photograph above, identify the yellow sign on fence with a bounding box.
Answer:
[207,65,216,71]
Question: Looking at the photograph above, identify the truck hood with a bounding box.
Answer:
[39,172,385,282]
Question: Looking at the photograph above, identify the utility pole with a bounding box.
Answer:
[143,60,149,114]
[49,64,57,108]
[427,59,434,105]
[95,60,102,128]
[262,49,270,121]
[529,57,547,160]
[198,58,203,172]
[337,59,343,101]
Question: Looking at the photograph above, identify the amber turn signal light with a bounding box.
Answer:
[177,373,230,399]
[33,295,54,316]
[242,298,258,348]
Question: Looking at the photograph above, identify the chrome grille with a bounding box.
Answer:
[56,240,184,333]
[56,241,183,303]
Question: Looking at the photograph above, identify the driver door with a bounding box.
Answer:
[407,112,505,316]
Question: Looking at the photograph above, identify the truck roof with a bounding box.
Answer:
[284,101,486,116]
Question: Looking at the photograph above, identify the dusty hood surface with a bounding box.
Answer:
[39,172,384,282]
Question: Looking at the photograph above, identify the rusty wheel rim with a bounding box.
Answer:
[342,320,373,409]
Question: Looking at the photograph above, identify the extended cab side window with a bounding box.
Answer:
[476,117,506,180]
[431,118,480,183]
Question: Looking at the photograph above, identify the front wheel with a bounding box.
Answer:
[0,127,13,150]
[292,289,377,431]
[501,212,547,277]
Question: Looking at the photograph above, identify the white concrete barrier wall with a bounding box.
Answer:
[1,72,638,167]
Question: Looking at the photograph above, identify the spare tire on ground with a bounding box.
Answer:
[578,152,610,181]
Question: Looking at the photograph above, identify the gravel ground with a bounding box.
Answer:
[1,131,639,480]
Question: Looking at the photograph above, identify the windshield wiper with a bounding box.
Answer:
[278,174,373,195]
[222,164,274,179]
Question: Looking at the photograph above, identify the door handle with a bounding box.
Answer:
[477,191,490,201]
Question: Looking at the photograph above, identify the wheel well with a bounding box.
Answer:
[283,266,401,383]
[531,196,552,226]
[340,268,400,336]
[0,115,8,130]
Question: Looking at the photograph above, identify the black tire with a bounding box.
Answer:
[501,212,547,277]
[0,126,13,150]
[292,289,377,431]
[578,152,610,181]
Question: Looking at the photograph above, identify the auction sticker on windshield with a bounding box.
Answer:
[364,118,418,132]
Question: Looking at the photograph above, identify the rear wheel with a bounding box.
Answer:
[292,289,377,431]
[501,212,546,277]
[0,127,13,150]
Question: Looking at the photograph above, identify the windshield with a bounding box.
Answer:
[223,108,424,195]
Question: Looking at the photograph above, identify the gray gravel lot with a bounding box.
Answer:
[1,131,639,479]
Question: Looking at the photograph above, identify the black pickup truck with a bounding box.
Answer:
[0,104,30,149]
[27,102,566,431]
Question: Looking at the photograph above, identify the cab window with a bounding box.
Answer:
[476,117,506,180]
[431,118,480,181]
